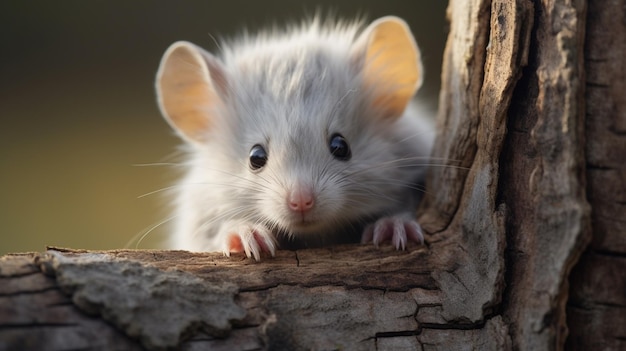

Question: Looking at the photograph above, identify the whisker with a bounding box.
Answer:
[126,215,177,249]
[137,185,181,199]
[343,159,470,179]
[393,128,436,146]
[133,162,183,167]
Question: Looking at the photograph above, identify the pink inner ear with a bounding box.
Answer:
[157,42,226,143]
[167,83,213,135]
[356,17,422,120]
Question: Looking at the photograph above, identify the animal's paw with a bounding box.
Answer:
[219,222,277,261]
[361,214,424,250]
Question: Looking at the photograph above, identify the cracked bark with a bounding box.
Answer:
[1,0,623,350]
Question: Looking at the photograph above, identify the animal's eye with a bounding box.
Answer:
[249,144,268,170]
[329,133,351,161]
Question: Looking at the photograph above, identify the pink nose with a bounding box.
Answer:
[288,188,315,213]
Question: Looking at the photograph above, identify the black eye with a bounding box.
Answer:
[249,144,268,170]
[329,133,351,161]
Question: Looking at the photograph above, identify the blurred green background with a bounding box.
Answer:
[0,1,447,255]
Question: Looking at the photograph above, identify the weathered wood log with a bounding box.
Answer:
[1,0,623,350]
[566,0,626,350]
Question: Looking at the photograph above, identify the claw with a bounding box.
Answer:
[405,220,424,244]
[221,223,277,261]
[361,214,424,250]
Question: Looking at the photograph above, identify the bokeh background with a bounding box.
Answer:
[0,1,448,255]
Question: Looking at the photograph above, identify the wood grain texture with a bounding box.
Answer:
[1,245,508,351]
[499,1,592,349]
[566,0,626,350]
[419,0,491,232]
[0,254,144,350]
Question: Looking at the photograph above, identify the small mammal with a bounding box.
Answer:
[156,16,435,260]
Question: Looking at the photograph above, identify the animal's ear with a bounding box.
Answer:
[353,16,423,119]
[156,41,228,143]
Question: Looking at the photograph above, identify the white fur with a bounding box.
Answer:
[160,18,435,258]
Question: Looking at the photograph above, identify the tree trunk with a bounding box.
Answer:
[1,0,623,350]
[566,0,626,350]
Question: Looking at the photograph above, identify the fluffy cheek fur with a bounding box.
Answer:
[255,172,349,235]
[342,134,410,212]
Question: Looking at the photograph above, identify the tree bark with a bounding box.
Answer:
[566,0,626,350]
[1,0,623,350]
